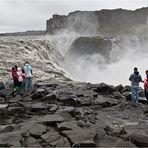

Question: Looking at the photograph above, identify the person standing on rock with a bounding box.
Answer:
[17,67,25,89]
[144,70,148,101]
[129,67,143,103]
[24,62,33,91]
[12,65,19,91]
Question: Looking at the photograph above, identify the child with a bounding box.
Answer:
[17,67,25,89]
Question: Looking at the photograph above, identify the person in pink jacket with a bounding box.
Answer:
[17,67,25,89]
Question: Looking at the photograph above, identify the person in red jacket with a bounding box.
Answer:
[12,65,18,91]
[21,67,26,89]
[144,70,148,101]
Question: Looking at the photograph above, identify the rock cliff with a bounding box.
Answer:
[46,7,148,35]
[68,36,112,61]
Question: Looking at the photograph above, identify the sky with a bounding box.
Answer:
[0,0,148,33]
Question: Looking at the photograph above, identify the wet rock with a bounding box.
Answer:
[83,90,98,98]
[41,131,60,143]
[114,139,137,148]
[30,102,50,112]
[77,120,85,127]
[130,131,148,147]
[90,104,103,110]
[50,136,70,147]
[37,114,64,125]
[20,96,32,102]
[0,124,14,133]
[139,97,147,104]
[0,82,5,90]
[49,104,58,113]
[57,120,81,131]
[80,97,93,106]
[93,96,118,107]
[8,94,23,103]
[30,124,47,138]
[20,118,39,134]
[104,125,125,137]
[0,88,13,98]
[0,131,22,147]
[62,129,97,146]
[112,91,125,99]
[115,84,124,92]
[61,106,75,114]
[42,94,56,103]
[122,92,132,101]
[21,136,41,147]
[31,88,47,100]
[8,106,25,116]
[121,86,131,92]
[95,127,107,139]
[0,104,8,109]
[143,105,148,114]
[72,140,96,147]
[58,94,80,106]
[96,135,120,147]
[93,83,116,94]
[86,112,97,124]
[0,97,6,103]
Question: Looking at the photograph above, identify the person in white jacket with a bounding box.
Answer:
[24,62,33,91]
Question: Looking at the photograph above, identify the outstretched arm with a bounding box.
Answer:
[129,74,132,81]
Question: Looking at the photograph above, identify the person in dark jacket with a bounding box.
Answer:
[129,67,143,103]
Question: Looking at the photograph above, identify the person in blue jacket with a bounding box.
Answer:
[129,67,143,103]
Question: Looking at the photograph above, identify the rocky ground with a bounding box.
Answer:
[0,81,148,147]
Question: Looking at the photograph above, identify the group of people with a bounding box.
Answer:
[129,67,148,103]
[12,62,32,91]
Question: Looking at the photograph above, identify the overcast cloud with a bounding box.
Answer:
[0,0,147,33]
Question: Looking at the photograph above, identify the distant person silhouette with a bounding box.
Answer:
[129,67,143,103]
[24,62,33,91]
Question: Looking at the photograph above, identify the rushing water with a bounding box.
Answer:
[0,29,148,87]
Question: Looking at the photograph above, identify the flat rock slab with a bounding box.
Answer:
[0,88,13,98]
[37,114,64,125]
[50,136,70,147]
[0,131,22,147]
[58,94,80,106]
[96,135,120,147]
[130,131,148,147]
[114,139,137,148]
[31,88,47,100]
[30,102,49,111]
[57,120,81,131]
[94,96,118,107]
[62,129,97,146]
[0,104,8,109]
[8,94,22,103]
[42,94,56,103]
[41,131,60,143]
[29,123,47,138]
[72,140,96,147]
[22,136,41,147]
